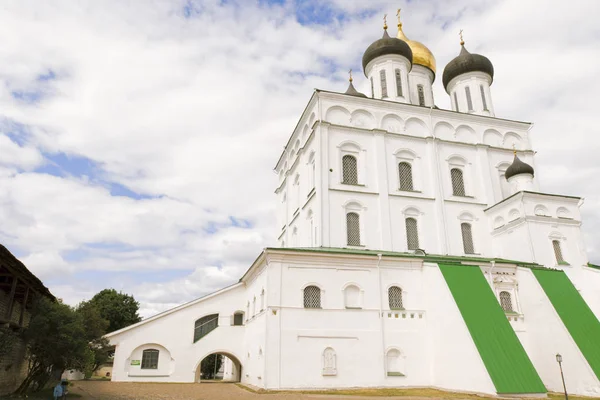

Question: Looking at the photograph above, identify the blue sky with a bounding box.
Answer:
[0,0,599,317]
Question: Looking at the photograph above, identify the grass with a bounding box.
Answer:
[236,384,600,399]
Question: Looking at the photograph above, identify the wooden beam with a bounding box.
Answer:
[19,286,29,327]
[5,278,17,321]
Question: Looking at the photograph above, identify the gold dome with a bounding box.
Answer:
[397,23,436,75]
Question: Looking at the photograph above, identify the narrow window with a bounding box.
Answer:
[453,92,459,112]
[233,312,244,326]
[246,302,250,320]
[388,286,403,310]
[344,285,361,309]
[253,296,256,316]
[370,77,374,98]
[405,218,419,250]
[553,240,565,264]
[417,84,425,106]
[480,85,488,110]
[346,212,361,246]
[309,153,316,190]
[394,69,403,97]
[450,168,466,197]
[499,291,513,312]
[260,289,265,311]
[386,349,404,376]
[141,349,159,369]
[304,285,321,308]
[322,347,337,376]
[398,162,413,191]
[194,314,219,342]
[341,155,358,185]
[465,87,473,111]
[380,70,388,98]
[461,223,475,254]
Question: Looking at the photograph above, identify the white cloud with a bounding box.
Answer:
[0,0,599,317]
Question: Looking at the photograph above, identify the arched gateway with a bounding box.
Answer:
[195,351,242,383]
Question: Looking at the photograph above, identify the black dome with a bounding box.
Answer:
[362,30,412,74]
[344,81,367,98]
[442,45,494,92]
[505,154,534,180]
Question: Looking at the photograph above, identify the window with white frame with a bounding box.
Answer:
[465,86,473,111]
[304,285,321,308]
[461,222,475,254]
[233,311,244,326]
[346,212,361,246]
[380,70,388,98]
[141,349,159,369]
[552,239,567,265]
[398,162,414,191]
[388,286,404,310]
[342,155,358,185]
[370,77,374,98]
[480,85,488,110]
[451,168,466,197]
[344,285,361,308]
[395,69,403,97]
[417,84,425,106]
[405,217,419,250]
[453,92,459,112]
[322,347,337,376]
[194,314,218,342]
[499,291,513,312]
[386,349,405,376]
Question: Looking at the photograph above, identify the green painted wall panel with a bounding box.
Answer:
[438,263,546,394]
[532,269,600,380]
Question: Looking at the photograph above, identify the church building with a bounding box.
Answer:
[106,14,600,397]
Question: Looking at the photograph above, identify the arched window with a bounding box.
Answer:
[370,77,374,98]
[380,70,388,98]
[395,69,403,97]
[194,314,219,342]
[386,349,405,376]
[465,86,473,111]
[260,289,265,311]
[461,223,475,254]
[405,217,419,250]
[308,152,316,190]
[233,311,244,326]
[322,347,337,376]
[388,286,404,310]
[344,285,361,309]
[252,296,256,316]
[417,84,425,106]
[304,285,321,308]
[451,168,466,197]
[453,92,459,112]
[553,240,565,264]
[480,85,488,110]
[346,212,361,246]
[499,291,513,312]
[398,162,413,191]
[141,349,159,369]
[342,155,358,185]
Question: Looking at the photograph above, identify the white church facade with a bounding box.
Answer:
[106,15,600,397]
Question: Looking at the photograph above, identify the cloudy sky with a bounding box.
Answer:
[1,0,598,318]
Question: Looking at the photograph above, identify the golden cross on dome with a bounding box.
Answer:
[348,69,353,82]
[383,14,388,30]
[396,8,401,24]
[459,29,465,45]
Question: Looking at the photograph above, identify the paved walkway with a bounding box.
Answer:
[69,381,441,400]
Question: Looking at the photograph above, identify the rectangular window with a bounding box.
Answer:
[370,77,374,98]
[346,212,361,246]
[553,240,566,264]
[453,92,459,112]
[461,223,475,254]
[141,349,159,369]
[395,69,403,97]
[465,87,473,111]
[480,85,488,110]
[417,84,425,106]
[380,70,388,98]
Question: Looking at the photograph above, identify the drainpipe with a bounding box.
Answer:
[376,253,386,377]
[429,106,450,254]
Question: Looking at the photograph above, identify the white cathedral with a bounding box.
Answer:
[106,15,600,397]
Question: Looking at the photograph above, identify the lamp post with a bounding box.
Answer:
[556,353,568,400]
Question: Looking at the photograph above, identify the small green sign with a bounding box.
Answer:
[130,360,140,366]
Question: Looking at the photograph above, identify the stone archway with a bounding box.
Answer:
[195,351,242,383]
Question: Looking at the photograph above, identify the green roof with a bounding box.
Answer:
[588,262,600,270]
[266,247,540,267]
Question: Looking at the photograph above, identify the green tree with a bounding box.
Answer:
[16,298,89,393]
[76,301,112,374]
[200,354,223,380]
[0,326,19,362]
[88,289,141,333]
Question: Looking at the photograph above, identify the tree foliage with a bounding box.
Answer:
[0,326,19,362]
[76,301,112,374]
[200,354,223,380]
[88,289,141,333]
